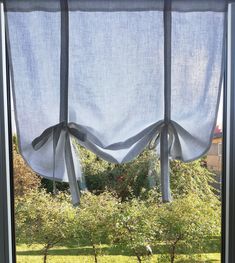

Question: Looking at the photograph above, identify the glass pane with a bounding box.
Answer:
[13,99,222,262]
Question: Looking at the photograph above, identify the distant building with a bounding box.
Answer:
[206,125,222,173]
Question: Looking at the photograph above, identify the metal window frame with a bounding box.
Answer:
[0,2,16,263]
[0,2,234,263]
[222,3,235,263]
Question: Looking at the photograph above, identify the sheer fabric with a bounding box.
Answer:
[5,0,226,203]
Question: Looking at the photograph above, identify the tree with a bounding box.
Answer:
[110,198,157,263]
[78,144,157,200]
[156,194,221,263]
[78,140,218,202]
[13,138,41,197]
[15,190,77,263]
[75,192,118,263]
[106,150,156,201]
[170,159,218,200]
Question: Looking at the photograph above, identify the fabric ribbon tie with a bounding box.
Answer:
[32,121,86,206]
[148,122,173,203]
[148,121,195,158]
[148,121,183,203]
[148,120,206,202]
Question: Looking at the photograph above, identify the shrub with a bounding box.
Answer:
[15,190,77,263]
[110,198,158,263]
[78,142,218,202]
[78,144,157,200]
[13,140,41,197]
[156,193,221,263]
[170,160,218,200]
[75,191,119,263]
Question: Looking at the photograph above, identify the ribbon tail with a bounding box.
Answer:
[32,126,54,150]
[168,123,182,159]
[65,132,80,206]
[71,142,87,191]
[52,125,63,195]
[160,125,172,202]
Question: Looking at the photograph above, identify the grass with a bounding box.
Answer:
[16,243,221,263]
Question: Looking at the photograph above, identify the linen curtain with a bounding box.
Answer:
[5,0,226,204]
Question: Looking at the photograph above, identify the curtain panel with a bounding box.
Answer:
[4,0,228,204]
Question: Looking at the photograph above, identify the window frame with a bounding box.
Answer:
[221,3,235,263]
[0,2,234,263]
[0,2,16,263]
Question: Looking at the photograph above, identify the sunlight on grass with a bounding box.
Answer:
[16,244,220,263]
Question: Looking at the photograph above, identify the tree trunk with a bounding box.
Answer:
[170,247,175,263]
[134,250,142,263]
[170,238,180,263]
[43,252,47,263]
[92,243,98,263]
[136,254,142,263]
[43,244,50,263]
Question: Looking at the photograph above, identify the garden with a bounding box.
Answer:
[14,139,221,263]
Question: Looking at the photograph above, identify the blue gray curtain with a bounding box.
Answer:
[5,0,228,204]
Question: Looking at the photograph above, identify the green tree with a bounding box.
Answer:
[75,192,118,263]
[78,144,157,200]
[156,194,221,263]
[78,142,218,202]
[15,190,77,263]
[110,198,158,263]
[170,159,218,199]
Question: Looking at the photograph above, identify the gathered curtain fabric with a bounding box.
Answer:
[5,0,227,204]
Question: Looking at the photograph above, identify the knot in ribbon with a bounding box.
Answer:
[32,121,86,205]
[148,121,182,159]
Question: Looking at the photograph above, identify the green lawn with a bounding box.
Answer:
[16,244,221,263]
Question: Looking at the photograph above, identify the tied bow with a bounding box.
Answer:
[148,122,176,203]
[149,122,181,156]
[32,121,86,205]
[148,120,205,202]
[148,121,193,202]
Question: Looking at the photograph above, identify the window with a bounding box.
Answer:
[1,1,235,263]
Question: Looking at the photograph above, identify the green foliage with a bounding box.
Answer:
[14,139,221,263]
[15,189,221,263]
[78,143,218,203]
[170,160,218,200]
[110,198,158,263]
[75,192,119,263]
[79,145,157,200]
[15,190,77,263]
[156,193,221,263]
[13,138,41,197]
[40,178,69,193]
